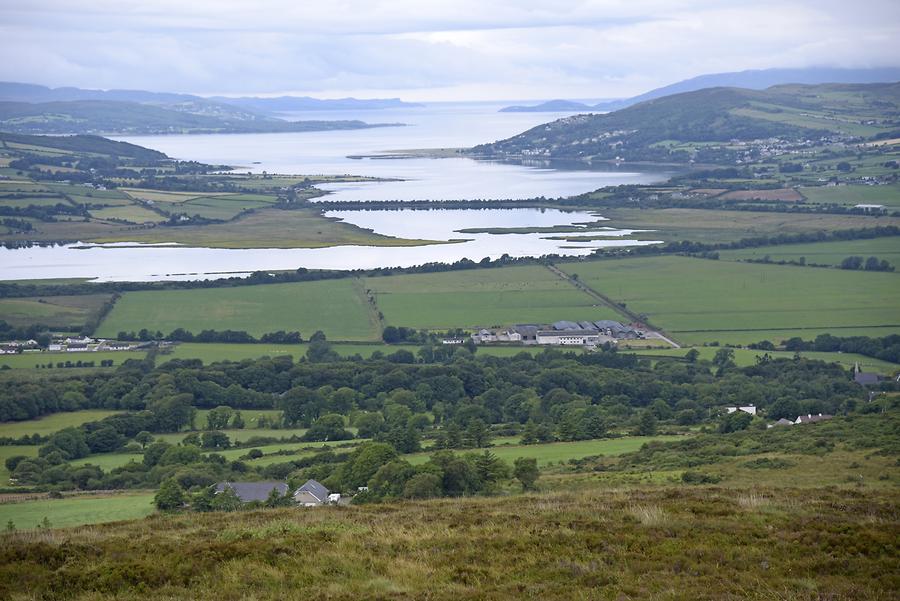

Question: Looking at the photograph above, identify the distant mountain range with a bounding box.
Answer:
[499,67,900,112]
[0,82,411,135]
[0,82,421,113]
[476,82,900,164]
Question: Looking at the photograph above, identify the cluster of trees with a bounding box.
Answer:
[0,340,882,495]
[781,333,900,364]
[116,328,303,344]
[838,256,894,272]
[381,326,469,345]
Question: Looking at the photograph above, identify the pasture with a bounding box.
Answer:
[90,205,165,223]
[159,342,543,365]
[601,207,899,244]
[0,293,113,328]
[558,255,900,345]
[0,445,38,482]
[0,350,144,370]
[405,435,683,467]
[717,236,900,267]
[365,265,620,330]
[96,278,380,340]
[0,492,155,530]
[799,184,900,208]
[0,410,123,439]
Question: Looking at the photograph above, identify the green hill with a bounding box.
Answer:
[473,82,900,164]
[0,100,400,135]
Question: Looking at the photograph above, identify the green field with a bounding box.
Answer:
[0,445,38,482]
[800,184,900,208]
[96,278,380,340]
[405,435,682,467]
[90,205,165,223]
[718,236,900,267]
[365,265,621,330]
[558,255,900,345]
[627,347,899,375]
[0,350,145,370]
[0,293,113,328]
[0,410,123,439]
[601,207,899,244]
[0,492,155,530]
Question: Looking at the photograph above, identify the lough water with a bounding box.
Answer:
[3,102,670,281]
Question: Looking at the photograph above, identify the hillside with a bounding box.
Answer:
[0,132,168,160]
[474,82,900,164]
[0,100,400,135]
[499,99,594,113]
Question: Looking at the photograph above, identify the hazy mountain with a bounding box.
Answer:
[499,99,593,113]
[475,82,900,164]
[212,96,423,113]
[0,100,400,135]
[499,67,900,113]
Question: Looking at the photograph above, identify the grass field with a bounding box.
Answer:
[87,207,449,249]
[0,410,123,439]
[0,293,113,328]
[0,445,38,482]
[627,347,899,374]
[0,350,145,370]
[365,265,621,330]
[405,435,682,467]
[0,492,155,530]
[800,184,900,208]
[718,236,900,267]
[558,255,900,345]
[96,278,380,340]
[90,205,165,223]
[160,342,543,365]
[600,207,899,244]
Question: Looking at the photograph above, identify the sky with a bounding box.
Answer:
[1,0,899,101]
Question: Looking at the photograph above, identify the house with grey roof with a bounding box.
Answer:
[767,418,794,428]
[294,479,330,506]
[215,481,289,504]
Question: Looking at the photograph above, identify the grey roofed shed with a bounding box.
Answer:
[577,321,599,331]
[553,320,581,331]
[215,481,289,503]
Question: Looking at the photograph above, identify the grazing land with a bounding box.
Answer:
[365,265,622,330]
[0,492,155,530]
[0,293,113,328]
[96,278,380,340]
[0,350,145,370]
[0,410,123,439]
[717,236,900,267]
[799,184,900,208]
[599,207,900,244]
[405,435,682,466]
[85,207,449,249]
[558,255,900,345]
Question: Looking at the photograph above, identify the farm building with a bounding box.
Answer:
[536,329,602,346]
[853,204,886,213]
[215,481,289,503]
[767,418,795,428]
[473,320,645,347]
[294,479,330,506]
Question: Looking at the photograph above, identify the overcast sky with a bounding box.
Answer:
[2,0,898,101]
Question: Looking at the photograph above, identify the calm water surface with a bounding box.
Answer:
[5,104,670,281]
[1,208,660,282]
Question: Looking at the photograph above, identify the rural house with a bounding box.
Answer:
[294,479,330,506]
[215,481,289,503]
[726,405,757,416]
